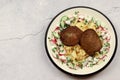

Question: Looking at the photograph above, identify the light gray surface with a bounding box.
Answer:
[0,0,119,80]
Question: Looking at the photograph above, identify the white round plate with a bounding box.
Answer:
[45,6,117,76]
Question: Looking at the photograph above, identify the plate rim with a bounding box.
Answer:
[44,6,118,76]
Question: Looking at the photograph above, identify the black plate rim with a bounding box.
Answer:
[44,6,118,76]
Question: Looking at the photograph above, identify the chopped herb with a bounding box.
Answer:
[95,21,99,27]
[78,62,83,69]
[58,44,64,47]
[84,19,88,25]
[103,59,105,62]
[48,37,50,39]
[99,35,103,40]
[99,35,102,38]
[90,64,93,67]
[100,51,103,54]
[60,16,69,29]
[105,42,110,47]
[91,17,94,22]
[75,11,79,15]
[60,50,64,52]
[52,47,57,53]
[70,17,76,24]
[56,54,59,59]
[52,32,60,39]
[66,57,72,63]
[72,63,75,68]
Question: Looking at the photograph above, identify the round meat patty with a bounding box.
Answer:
[80,29,102,56]
[60,26,83,46]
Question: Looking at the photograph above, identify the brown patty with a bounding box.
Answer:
[80,29,102,56]
[60,26,83,46]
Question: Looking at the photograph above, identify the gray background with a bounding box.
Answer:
[0,0,119,80]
